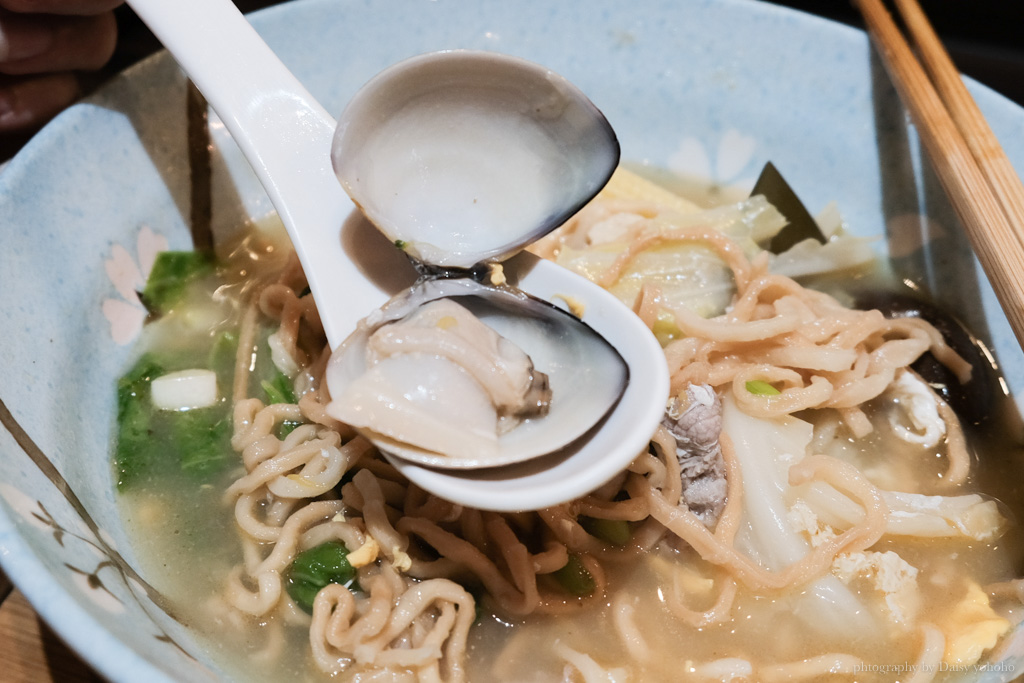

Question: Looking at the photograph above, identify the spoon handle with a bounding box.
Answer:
[126,0,391,347]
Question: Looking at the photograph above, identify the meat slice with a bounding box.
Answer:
[662,384,727,527]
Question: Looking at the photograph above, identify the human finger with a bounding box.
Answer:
[0,10,116,74]
[0,0,123,16]
[0,71,78,132]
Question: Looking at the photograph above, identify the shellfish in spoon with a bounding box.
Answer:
[325,51,628,470]
[126,0,670,511]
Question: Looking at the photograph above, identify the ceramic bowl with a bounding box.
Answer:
[2,0,1024,680]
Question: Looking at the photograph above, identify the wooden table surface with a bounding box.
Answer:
[0,581,104,683]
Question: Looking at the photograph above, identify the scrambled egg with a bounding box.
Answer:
[346,536,380,568]
[789,501,1010,665]
[790,501,919,626]
[832,550,920,626]
[937,582,1010,665]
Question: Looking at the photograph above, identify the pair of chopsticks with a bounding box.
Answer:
[855,0,1024,348]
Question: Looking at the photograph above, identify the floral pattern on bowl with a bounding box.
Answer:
[103,226,169,345]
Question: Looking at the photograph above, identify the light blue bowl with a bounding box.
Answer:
[2,0,1023,680]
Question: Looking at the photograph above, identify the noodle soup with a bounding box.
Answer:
[115,170,1024,682]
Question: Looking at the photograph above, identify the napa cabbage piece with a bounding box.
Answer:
[552,554,596,596]
[789,501,920,627]
[765,199,876,278]
[769,233,877,280]
[556,196,786,321]
[720,392,879,642]
[554,188,876,345]
[795,482,1006,541]
[597,166,704,213]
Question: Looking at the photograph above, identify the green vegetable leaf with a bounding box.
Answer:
[277,420,303,439]
[579,516,631,546]
[286,541,357,613]
[207,331,238,386]
[140,251,215,316]
[114,399,153,489]
[174,409,232,477]
[552,554,595,596]
[262,371,297,405]
[114,354,165,489]
[118,353,164,394]
[745,379,781,396]
[115,352,233,489]
[466,585,486,624]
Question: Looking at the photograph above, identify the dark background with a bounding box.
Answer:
[110,0,1024,103]
[2,0,1023,162]
[766,0,1024,107]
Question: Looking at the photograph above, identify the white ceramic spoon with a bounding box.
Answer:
[127,0,670,511]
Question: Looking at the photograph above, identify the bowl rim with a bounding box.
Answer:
[2,0,1024,681]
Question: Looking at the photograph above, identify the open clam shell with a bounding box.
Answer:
[324,277,628,469]
[332,50,620,269]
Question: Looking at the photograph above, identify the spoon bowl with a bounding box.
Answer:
[125,0,670,510]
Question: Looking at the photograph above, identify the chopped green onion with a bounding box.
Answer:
[394,239,408,250]
[552,554,595,596]
[745,379,781,396]
[579,516,631,546]
[652,314,683,346]
[286,541,357,613]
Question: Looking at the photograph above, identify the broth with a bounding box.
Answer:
[116,182,1024,682]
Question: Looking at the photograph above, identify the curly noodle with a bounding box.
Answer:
[211,200,994,682]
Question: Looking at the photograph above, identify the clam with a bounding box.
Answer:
[325,51,627,470]
[326,277,627,469]
[331,51,620,269]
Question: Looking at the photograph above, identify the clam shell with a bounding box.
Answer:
[325,277,627,469]
[332,50,620,269]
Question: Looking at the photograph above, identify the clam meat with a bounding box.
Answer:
[329,296,551,461]
[326,278,626,469]
[325,51,627,470]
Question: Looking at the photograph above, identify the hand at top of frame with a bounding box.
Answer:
[0,0,122,134]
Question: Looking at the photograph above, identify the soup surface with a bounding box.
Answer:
[115,168,1024,682]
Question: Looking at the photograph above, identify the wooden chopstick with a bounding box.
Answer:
[892,0,1024,248]
[855,0,1024,349]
